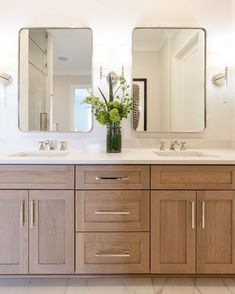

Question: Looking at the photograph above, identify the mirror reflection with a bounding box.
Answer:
[19,28,93,132]
[132,28,206,132]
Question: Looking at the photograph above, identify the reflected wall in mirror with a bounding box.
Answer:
[132,28,206,132]
[19,28,93,132]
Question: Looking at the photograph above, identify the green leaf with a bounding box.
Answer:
[98,87,108,106]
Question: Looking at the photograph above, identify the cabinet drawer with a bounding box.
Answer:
[76,232,149,274]
[76,165,150,189]
[0,165,74,189]
[76,190,149,231]
[151,165,235,190]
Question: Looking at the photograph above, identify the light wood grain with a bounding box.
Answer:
[76,165,150,189]
[0,165,74,189]
[76,232,149,274]
[151,165,235,190]
[29,190,74,274]
[76,190,149,232]
[197,191,235,274]
[151,191,196,274]
[0,190,28,274]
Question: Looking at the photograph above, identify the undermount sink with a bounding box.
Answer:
[9,151,70,158]
[154,150,217,157]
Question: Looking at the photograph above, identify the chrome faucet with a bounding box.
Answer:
[38,140,58,150]
[60,141,68,151]
[45,140,58,150]
[170,140,179,151]
[38,141,46,150]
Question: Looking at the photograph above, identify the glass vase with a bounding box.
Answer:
[106,122,121,153]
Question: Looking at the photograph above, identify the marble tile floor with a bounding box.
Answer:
[0,278,235,294]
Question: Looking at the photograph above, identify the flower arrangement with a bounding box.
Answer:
[83,73,132,153]
[83,73,132,126]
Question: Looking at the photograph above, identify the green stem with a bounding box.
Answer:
[108,73,114,102]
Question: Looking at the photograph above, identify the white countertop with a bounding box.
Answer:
[1,148,235,164]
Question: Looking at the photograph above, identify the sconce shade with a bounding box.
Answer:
[212,67,228,86]
[0,73,12,85]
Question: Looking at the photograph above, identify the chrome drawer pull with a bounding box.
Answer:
[95,176,129,181]
[20,200,25,227]
[95,251,130,257]
[30,200,35,228]
[201,201,206,229]
[191,201,195,229]
[95,209,130,215]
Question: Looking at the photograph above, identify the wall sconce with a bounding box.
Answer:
[0,72,12,85]
[212,67,228,86]
[0,72,12,107]
[99,66,125,84]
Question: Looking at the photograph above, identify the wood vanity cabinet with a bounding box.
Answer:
[0,165,75,275]
[1,163,235,276]
[151,165,235,275]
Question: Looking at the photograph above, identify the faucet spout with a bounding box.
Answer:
[45,140,58,150]
[170,140,179,151]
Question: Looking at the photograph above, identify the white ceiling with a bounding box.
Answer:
[47,29,92,75]
[133,29,178,51]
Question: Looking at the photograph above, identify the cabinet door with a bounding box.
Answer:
[29,190,74,274]
[0,190,28,274]
[197,191,235,274]
[151,191,196,274]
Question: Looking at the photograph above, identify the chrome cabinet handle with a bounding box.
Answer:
[95,251,130,257]
[201,201,205,228]
[20,200,25,227]
[60,141,68,151]
[95,176,129,181]
[95,209,130,215]
[191,201,195,229]
[30,200,35,228]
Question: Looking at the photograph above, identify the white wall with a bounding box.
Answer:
[0,0,233,149]
[133,51,161,130]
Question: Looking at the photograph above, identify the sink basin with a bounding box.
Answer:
[9,151,70,158]
[154,150,217,157]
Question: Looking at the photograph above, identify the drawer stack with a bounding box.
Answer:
[75,165,150,274]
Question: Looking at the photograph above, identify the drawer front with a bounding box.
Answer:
[76,165,150,189]
[76,190,150,231]
[76,232,149,274]
[0,165,74,189]
[151,165,235,190]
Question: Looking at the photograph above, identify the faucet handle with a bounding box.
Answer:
[159,141,166,151]
[180,141,187,151]
[60,141,68,151]
[38,141,45,151]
